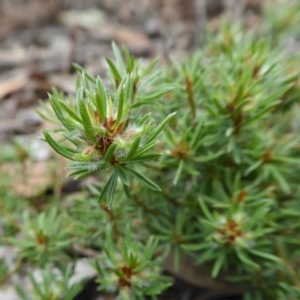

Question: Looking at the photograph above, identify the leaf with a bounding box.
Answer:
[15,284,30,300]
[43,131,77,160]
[173,246,181,271]
[123,46,135,73]
[29,273,43,297]
[212,253,225,278]
[103,143,117,162]
[125,154,160,163]
[146,112,177,144]
[249,248,282,263]
[107,172,119,207]
[134,141,159,157]
[124,167,161,191]
[182,243,208,251]
[95,78,107,121]
[106,57,122,87]
[58,100,82,123]
[235,249,260,270]
[115,166,129,186]
[198,197,213,220]
[122,74,133,107]
[268,164,291,194]
[78,98,97,143]
[99,171,119,207]
[67,169,91,179]
[112,42,125,73]
[93,259,104,277]
[244,160,263,176]
[140,59,158,78]
[49,95,72,130]
[73,64,96,84]
[190,121,204,149]
[137,86,173,102]
[173,159,184,185]
[115,80,125,127]
[125,137,141,159]
[194,151,223,162]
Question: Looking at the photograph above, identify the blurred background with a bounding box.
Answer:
[0,0,278,143]
[0,0,298,123]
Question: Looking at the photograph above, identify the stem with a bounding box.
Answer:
[131,194,162,216]
[101,204,120,239]
[161,189,178,206]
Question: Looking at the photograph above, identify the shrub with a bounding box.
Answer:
[2,22,300,300]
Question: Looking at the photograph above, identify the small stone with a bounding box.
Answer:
[145,19,161,38]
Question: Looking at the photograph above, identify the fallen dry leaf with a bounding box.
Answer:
[0,72,29,100]
[59,9,106,30]
[0,158,66,199]
[92,24,152,56]
[0,0,61,39]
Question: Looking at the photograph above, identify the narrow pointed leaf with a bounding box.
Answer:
[191,121,204,149]
[58,100,82,123]
[124,167,161,191]
[198,197,213,220]
[249,249,282,264]
[235,249,260,270]
[125,137,141,159]
[99,172,119,207]
[49,96,72,130]
[29,273,43,296]
[106,57,122,87]
[212,254,225,278]
[134,141,159,157]
[137,87,172,102]
[68,169,91,179]
[107,171,119,207]
[173,159,184,185]
[95,79,107,121]
[104,143,117,162]
[125,154,160,163]
[146,112,177,144]
[73,63,96,84]
[44,132,77,160]
[78,98,96,143]
[123,46,135,73]
[112,42,125,72]
[115,83,125,127]
[115,166,129,186]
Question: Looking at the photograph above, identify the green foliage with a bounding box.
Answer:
[16,265,83,300]
[0,259,9,284]
[37,29,300,298]
[1,11,300,300]
[43,45,175,204]
[93,233,171,299]
[263,0,300,37]
[10,209,72,265]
